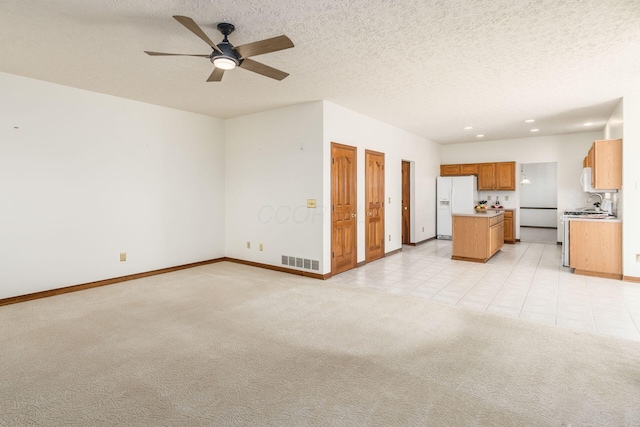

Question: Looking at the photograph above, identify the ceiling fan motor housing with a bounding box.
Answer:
[210,23,239,66]
[210,41,239,65]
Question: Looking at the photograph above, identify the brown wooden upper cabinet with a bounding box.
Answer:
[582,139,622,190]
[441,161,516,190]
[440,164,461,176]
[477,163,496,190]
[460,163,478,175]
[495,162,516,190]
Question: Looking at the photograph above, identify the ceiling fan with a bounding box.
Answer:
[145,15,294,82]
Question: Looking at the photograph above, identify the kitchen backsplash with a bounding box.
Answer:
[479,191,516,207]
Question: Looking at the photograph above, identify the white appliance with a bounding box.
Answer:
[580,167,618,193]
[436,176,478,239]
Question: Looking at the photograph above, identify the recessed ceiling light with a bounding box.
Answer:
[584,122,594,126]
[476,134,484,138]
[530,129,539,132]
[525,119,535,123]
[464,126,473,130]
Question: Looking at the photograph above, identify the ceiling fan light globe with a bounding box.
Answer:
[213,56,237,70]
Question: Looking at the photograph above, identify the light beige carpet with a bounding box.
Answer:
[1,262,639,426]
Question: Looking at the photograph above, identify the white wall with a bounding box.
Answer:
[614,95,640,279]
[441,132,601,241]
[224,102,324,272]
[0,72,226,300]
[323,101,441,270]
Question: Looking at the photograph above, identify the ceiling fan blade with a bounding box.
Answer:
[239,58,289,81]
[234,35,294,59]
[207,68,225,82]
[145,51,209,57]
[173,15,222,54]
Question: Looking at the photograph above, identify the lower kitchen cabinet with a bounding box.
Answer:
[503,210,515,243]
[569,220,622,279]
[452,212,504,263]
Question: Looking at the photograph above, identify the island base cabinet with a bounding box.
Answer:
[452,213,504,263]
[489,221,504,257]
[569,221,622,279]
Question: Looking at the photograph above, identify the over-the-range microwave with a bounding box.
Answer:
[580,167,618,193]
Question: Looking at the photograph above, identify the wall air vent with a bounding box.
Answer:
[282,255,320,271]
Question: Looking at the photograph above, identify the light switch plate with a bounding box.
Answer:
[307,199,317,208]
[120,252,126,262]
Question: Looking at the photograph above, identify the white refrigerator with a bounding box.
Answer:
[436,176,479,239]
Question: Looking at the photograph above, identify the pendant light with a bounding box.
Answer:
[520,164,531,185]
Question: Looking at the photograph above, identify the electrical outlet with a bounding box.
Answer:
[307,199,317,208]
[388,235,391,242]
[636,254,640,262]
[120,252,126,262]
[505,196,510,201]
[487,196,492,201]
[259,243,264,251]
[247,242,250,249]
[388,197,391,203]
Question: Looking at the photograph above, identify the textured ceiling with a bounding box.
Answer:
[1,0,639,144]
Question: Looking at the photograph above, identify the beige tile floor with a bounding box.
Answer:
[327,240,640,342]
[519,226,558,244]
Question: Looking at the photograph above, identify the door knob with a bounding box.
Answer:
[351,213,356,218]
[367,212,372,216]
[404,206,408,210]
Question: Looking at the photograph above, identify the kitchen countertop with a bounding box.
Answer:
[452,211,504,218]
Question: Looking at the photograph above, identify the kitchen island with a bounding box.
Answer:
[452,211,504,263]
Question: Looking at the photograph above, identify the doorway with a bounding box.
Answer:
[331,143,357,274]
[519,162,558,244]
[365,150,385,262]
[402,161,411,245]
